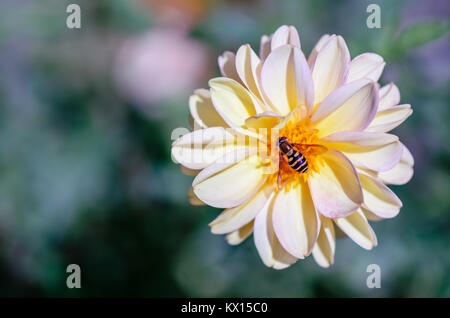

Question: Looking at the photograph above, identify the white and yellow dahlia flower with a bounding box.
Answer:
[172,25,414,269]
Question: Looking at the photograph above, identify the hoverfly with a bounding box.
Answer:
[277,137,327,188]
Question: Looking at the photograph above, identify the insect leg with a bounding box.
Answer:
[277,153,282,190]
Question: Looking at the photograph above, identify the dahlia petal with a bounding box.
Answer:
[209,77,258,127]
[188,114,195,130]
[245,111,284,129]
[361,206,383,221]
[235,44,264,100]
[347,53,385,83]
[259,34,272,60]
[311,78,378,138]
[226,221,254,245]
[311,35,350,104]
[312,216,336,268]
[334,210,377,250]
[307,34,331,68]
[359,172,402,219]
[378,162,413,185]
[261,45,314,116]
[322,131,403,172]
[378,83,400,111]
[189,89,228,129]
[187,186,205,206]
[171,127,250,170]
[180,165,201,176]
[377,144,414,185]
[293,47,315,115]
[260,45,296,115]
[193,149,268,208]
[272,181,319,258]
[400,143,414,166]
[366,104,412,133]
[210,182,274,234]
[308,150,363,218]
[334,224,347,238]
[218,51,241,83]
[254,193,299,269]
[271,25,301,50]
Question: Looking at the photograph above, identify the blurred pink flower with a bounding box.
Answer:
[114,28,212,115]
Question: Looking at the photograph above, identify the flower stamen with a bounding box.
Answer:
[270,116,327,190]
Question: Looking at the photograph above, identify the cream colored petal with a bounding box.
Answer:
[272,181,319,258]
[334,224,347,238]
[188,186,206,206]
[189,89,228,129]
[360,161,412,188]
[322,131,403,172]
[218,51,241,83]
[292,47,315,115]
[311,79,378,138]
[308,150,363,218]
[171,127,250,170]
[361,206,383,221]
[180,165,201,176]
[271,25,301,50]
[234,45,272,113]
[209,77,258,127]
[334,210,377,250]
[245,111,284,129]
[347,53,385,83]
[261,45,314,115]
[378,83,400,111]
[235,44,264,100]
[400,143,414,166]
[226,221,254,245]
[307,34,331,69]
[359,172,402,219]
[377,143,414,185]
[378,163,413,185]
[254,193,299,269]
[259,34,272,60]
[188,114,196,130]
[311,35,350,104]
[312,216,336,268]
[260,45,294,115]
[272,105,306,130]
[193,149,268,208]
[210,182,274,234]
[366,104,412,133]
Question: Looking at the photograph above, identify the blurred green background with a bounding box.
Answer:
[0,0,449,297]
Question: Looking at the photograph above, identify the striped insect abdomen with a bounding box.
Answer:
[288,150,308,173]
[279,137,308,174]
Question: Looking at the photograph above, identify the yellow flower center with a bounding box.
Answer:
[269,112,327,190]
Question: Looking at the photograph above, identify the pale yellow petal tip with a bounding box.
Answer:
[226,237,241,246]
[226,234,249,246]
[244,112,283,129]
[312,250,334,268]
[360,233,378,250]
[272,263,292,270]
[208,76,228,87]
[187,187,206,206]
[189,198,206,206]
[208,219,218,227]
[180,165,200,177]
[209,225,223,235]
[316,259,333,268]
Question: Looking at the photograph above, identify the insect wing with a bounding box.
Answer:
[293,143,328,155]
